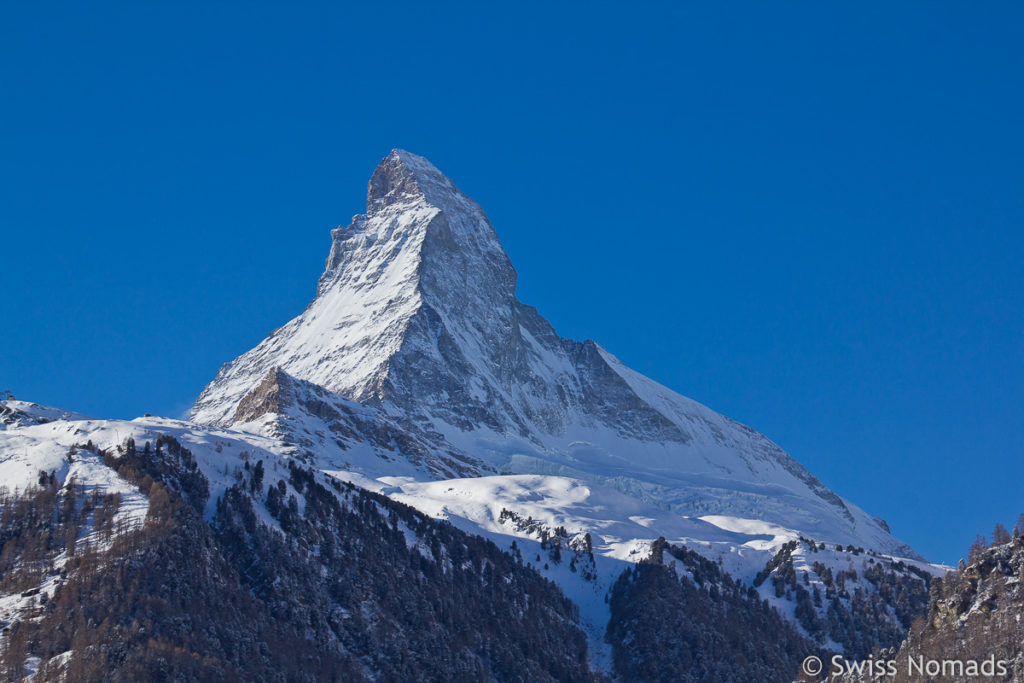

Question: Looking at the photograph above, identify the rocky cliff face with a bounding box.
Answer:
[191,149,917,558]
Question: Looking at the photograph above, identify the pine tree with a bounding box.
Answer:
[251,460,264,494]
[968,534,988,564]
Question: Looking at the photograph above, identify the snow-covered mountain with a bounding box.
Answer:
[191,149,914,559]
[1,151,942,676]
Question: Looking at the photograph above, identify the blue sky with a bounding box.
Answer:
[2,1,1022,563]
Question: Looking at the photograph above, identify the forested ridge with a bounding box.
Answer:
[0,438,599,681]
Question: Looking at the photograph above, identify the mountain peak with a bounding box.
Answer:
[194,150,517,425]
[366,149,460,212]
[189,152,919,561]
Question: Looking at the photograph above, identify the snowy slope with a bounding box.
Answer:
[0,401,286,522]
[333,467,943,664]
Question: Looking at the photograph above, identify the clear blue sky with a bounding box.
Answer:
[2,1,1022,564]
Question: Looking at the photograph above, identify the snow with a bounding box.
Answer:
[321,468,944,664]
[190,187,440,426]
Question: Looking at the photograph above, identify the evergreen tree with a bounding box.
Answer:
[251,459,264,494]
[968,534,988,564]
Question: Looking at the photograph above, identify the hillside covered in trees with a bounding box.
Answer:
[0,437,599,681]
[606,537,817,682]
[839,520,1024,682]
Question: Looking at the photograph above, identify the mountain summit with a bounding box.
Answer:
[191,149,916,559]
[193,149,517,429]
